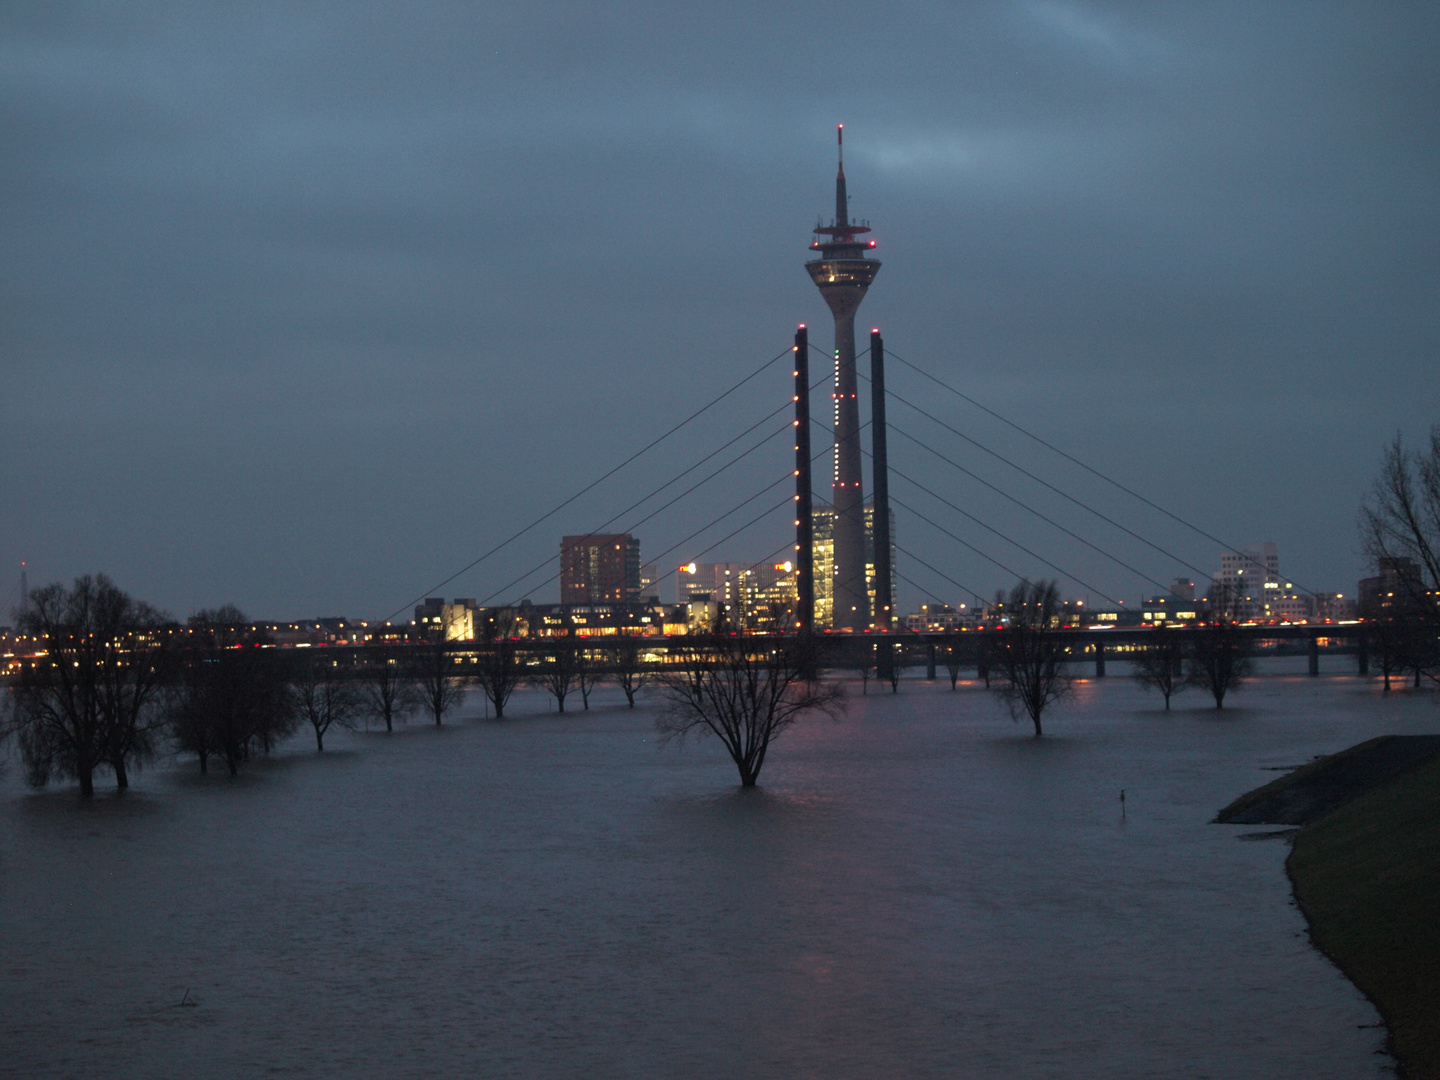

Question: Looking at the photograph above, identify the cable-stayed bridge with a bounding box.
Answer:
[382,326,1369,677]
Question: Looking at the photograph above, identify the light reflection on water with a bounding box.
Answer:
[1,666,1429,1078]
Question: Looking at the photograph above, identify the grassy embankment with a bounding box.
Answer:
[1219,737,1440,1080]
[1285,753,1440,1079]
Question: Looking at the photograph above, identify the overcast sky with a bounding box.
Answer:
[3,1,1437,621]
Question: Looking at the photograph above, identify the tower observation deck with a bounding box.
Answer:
[806,124,881,631]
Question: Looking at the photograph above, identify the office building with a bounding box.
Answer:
[1213,543,1309,622]
[413,597,476,641]
[560,534,641,604]
[811,504,895,631]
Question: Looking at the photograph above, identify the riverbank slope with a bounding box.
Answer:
[1287,753,1440,1079]
[1220,737,1440,1079]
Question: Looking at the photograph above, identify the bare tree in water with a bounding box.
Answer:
[574,643,601,710]
[535,637,579,713]
[10,575,169,794]
[854,645,876,695]
[167,613,293,775]
[475,611,525,719]
[358,646,419,731]
[883,641,904,694]
[991,580,1073,737]
[292,654,360,751]
[411,638,468,725]
[611,633,651,708]
[1132,624,1188,710]
[1185,584,1253,709]
[656,635,843,787]
[945,644,963,690]
[1363,609,1426,694]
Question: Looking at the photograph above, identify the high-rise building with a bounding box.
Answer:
[674,560,801,632]
[637,563,662,603]
[1358,557,1424,617]
[806,125,880,631]
[560,534,641,604]
[811,504,895,631]
[676,562,745,607]
[1215,542,1280,598]
[1213,543,1307,622]
[736,561,799,632]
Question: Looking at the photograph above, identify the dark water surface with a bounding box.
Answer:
[3,668,1432,1078]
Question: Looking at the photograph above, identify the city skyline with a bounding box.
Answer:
[2,4,1436,621]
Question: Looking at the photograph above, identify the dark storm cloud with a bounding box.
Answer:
[3,1,1437,617]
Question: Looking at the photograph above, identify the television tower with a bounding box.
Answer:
[806,125,881,630]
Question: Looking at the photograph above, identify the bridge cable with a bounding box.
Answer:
[472,370,841,607]
[884,419,1172,595]
[384,345,793,622]
[811,407,1125,605]
[626,419,896,607]
[481,410,856,606]
[889,541,988,609]
[476,420,792,607]
[889,489,1123,606]
[881,379,1215,584]
[812,339,1201,584]
[885,346,1322,597]
[487,476,797,609]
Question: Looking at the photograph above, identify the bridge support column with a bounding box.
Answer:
[1308,633,1319,677]
[926,642,937,681]
[1358,630,1369,675]
[793,325,814,638]
[976,642,989,687]
[1094,640,1106,678]
[869,329,893,634]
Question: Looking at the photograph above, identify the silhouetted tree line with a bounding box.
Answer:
[6,575,169,795]
[979,577,1258,732]
[0,579,685,793]
[19,566,1374,796]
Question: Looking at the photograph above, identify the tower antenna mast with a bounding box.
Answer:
[805,125,881,631]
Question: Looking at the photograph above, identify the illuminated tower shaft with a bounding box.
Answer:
[806,126,880,631]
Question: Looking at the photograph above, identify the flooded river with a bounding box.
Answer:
[2,664,1432,1078]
